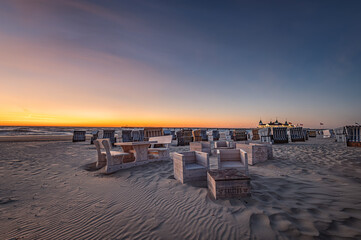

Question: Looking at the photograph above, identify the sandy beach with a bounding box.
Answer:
[0,137,360,239]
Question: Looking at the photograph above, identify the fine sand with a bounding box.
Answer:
[0,138,361,239]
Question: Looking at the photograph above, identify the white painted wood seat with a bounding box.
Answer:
[217,149,249,176]
[173,151,209,183]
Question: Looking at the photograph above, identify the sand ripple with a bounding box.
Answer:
[0,138,361,239]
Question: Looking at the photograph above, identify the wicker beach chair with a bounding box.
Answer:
[233,129,247,141]
[170,130,176,140]
[90,130,99,144]
[212,130,220,141]
[201,129,208,141]
[192,129,202,142]
[252,129,260,140]
[144,127,163,141]
[290,127,305,142]
[334,127,346,143]
[303,129,309,140]
[176,129,193,146]
[173,151,209,183]
[259,128,271,143]
[323,129,331,138]
[272,127,288,144]
[346,126,361,147]
[219,132,232,141]
[163,129,171,136]
[122,130,133,142]
[131,129,141,142]
[139,129,145,141]
[103,130,116,146]
[72,130,86,142]
[308,130,317,137]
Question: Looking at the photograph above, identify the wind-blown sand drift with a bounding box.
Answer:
[0,138,360,239]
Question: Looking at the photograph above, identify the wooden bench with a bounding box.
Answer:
[94,139,133,171]
[148,135,172,160]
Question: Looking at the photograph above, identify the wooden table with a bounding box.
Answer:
[115,141,156,162]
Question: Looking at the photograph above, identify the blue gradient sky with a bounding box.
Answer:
[0,0,360,128]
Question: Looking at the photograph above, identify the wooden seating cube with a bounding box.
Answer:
[207,169,251,199]
[190,142,211,155]
[213,141,234,155]
[236,143,268,165]
[173,151,209,184]
[217,149,249,176]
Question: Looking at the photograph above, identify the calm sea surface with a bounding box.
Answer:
[0,126,122,136]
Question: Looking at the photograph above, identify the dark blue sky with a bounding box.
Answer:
[0,0,360,127]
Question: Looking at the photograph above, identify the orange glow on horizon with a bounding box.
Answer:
[0,111,254,128]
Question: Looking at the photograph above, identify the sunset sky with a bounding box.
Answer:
[0,0,360,128]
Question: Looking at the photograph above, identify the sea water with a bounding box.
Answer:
[0,126,121,136]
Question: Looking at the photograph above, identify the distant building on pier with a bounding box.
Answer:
[258,119,295,128]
